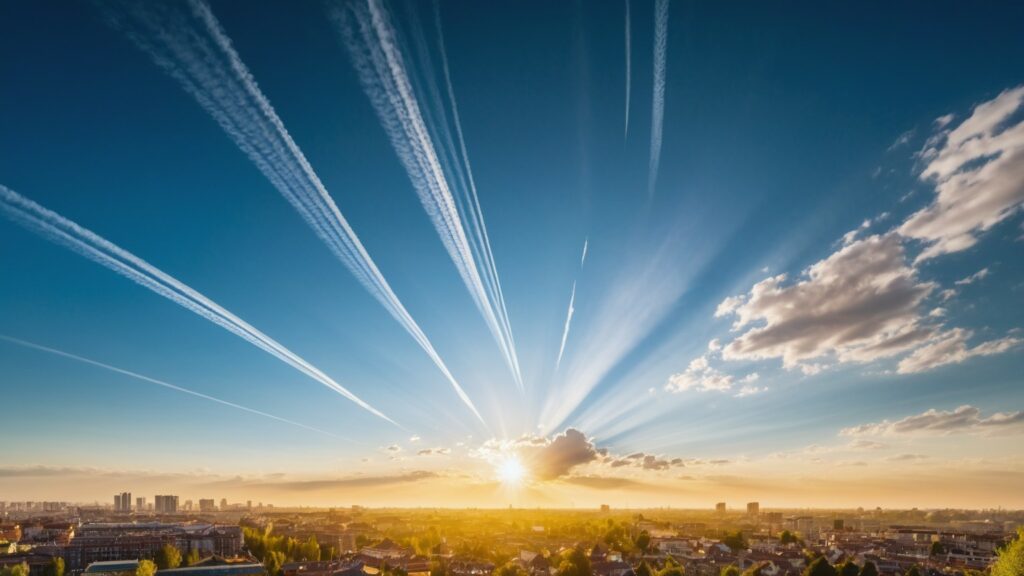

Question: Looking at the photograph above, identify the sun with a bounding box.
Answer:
[496,456,526,486]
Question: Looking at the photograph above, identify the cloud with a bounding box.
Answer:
[409,436,421,443]
[417,448,451,456]
[250,471,439,491]
[848,439,887,450]
[719,234,936,371]
[708,338,722,351]
[886,453,929,462]
[841,405,1024,437]
[896,328,1021,373]
[666,353,759,394]
[888,128,916,151]
[385,444,402,453]
[900,86,1024,260]
[954,268,991,286]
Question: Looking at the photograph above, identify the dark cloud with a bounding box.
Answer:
[521,428,599,480]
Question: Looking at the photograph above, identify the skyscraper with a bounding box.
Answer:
[716,502,726,513]
[154,495,178,513]
[747,502,760,516]
[136,497,146,511]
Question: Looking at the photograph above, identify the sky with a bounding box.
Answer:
[1,0,1023,509]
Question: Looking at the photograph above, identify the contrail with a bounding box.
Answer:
[555,281,577,371]
[624,0,632,140]
[0,335,350,441]
[555,239,589,371]
[647,0,669,197]
[0,185,397,427]
[101,0,485,426]
[333,0,524,392]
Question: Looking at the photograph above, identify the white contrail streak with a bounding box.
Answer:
[0,335,350,441]
[102,0,485,425]
[555,281,576,371]
[555,239,589,371]
[624,0,632,140]
[0,185,397,427]
[333,0,524,392]
[647,0,669,197]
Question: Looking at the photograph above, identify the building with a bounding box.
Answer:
[716,502,727,514]
[85,560,141,576]
[113,493,132,513]
[137,498,146,512]
[747,502,760,516]
[199,500,216,513]
[156,564,266,576]
[65,523,242,571]
[154,496,179,514]
[219,499,227,511]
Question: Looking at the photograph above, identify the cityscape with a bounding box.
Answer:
[1,2,1023,576]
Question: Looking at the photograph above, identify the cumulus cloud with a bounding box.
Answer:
[841,405,1024,437]
[718,234,936,371]
[897,328,1021,373]
[496,428,601,481]
[900,86,1024,260]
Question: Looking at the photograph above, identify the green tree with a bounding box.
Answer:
[156,544,183,570]
[43,557,65,576]
[264,551,286,576]
[300,536,320,562]
[991,529,1024,576]
[836,561,859,576]
[0,562,30,576]
[659,558,684,576]
[930,542,947,557]
[780,531,798,545]
[803,557,837,576]
[555,547,592,576]
[742,563,770,576]
[857,562,878,576]
[904,566,921,576]
[137,560,157,576]
[719,566,740,576]
[186,548,201,567]
[722,532,747,552]
[635,531,651,553]
[636,562,654,576]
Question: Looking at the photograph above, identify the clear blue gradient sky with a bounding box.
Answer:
[1,0,1022,507]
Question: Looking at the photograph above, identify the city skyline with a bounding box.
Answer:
[2,1,1024,509]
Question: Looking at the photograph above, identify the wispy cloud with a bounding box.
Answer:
[647,0,670,196]
[103,0,483,425]
[0,335,350,441]
[555,239,589,371]
[841,405,1024,437]
[0,185,396,426]
[333,0,523,393]
[623,0,632,140]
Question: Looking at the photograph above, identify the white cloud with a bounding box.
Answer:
[666,355,756,394]
[718,234,936,371]
[954,267,991,286]
[900,86,1024,260]
[888,128,915,151]
[708,338,722,352]
[841,405,1024,437]
[897,328,1021,373]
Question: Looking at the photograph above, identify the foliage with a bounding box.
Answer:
[0,562,30,576]
[659,556,684,576]
[156,544,183,570]
[636,561,654,576]
[722,532,747,552]
[264,551,286,576]
[991,529,1024,576]
[780,531,801,545]
[719,566,740,576]
[136,560,157,576]
[803,557,837,576]
[494,563,528,576]
[857,562,878,576]
[635,531,651,553]
[930,542,947,557]
[741,563,770,576]
[555,547,592,576]
[44,557,65,576]
[904,566,921,576]
[836,560,859,576]
[186,549,201,567]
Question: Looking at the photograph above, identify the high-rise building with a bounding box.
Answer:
[136,497,146,511]
[716,502,727,513]
[747,502,760,516]
[220,498,228,511]
[113,494,121,511]
[114,492,132,512]
[154,495,179,513]
[199,499,216,513]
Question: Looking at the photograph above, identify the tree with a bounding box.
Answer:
[780,531,800,545]
[186,548,201,567]
[857,562,878,576]
[300,536,320,562]
[156,544,183,570]
[720,566,740,576]
[803,557,837,576]
[636,531,651,553]
[636,562,654,576]
[991,528,1024,576]
[264,551,286,576]
[44,557,65,576]
[136,560,157,576]
[722,532,747,552]
[930,542,947,557]
[836,561,859,576]
[0,562,30,576]
[904,566,921,576]
[555,547,592,576]
[742,563,770,576]
[659,557,684,576]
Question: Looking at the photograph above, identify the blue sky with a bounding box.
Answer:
[1,0,1023,507]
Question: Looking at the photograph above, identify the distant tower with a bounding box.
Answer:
[136,497,146,511]
[747,502,760,516]
[716,502,727,514]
